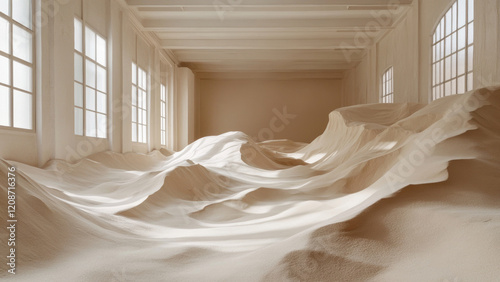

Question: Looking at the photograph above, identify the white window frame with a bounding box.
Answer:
[431,0,474,101]
[131,62,148,144]
[381,66,394,103]
[0,0,35,131]
[74,18,108,138]
[160,83,167,146]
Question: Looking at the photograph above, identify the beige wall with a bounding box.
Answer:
[176,67,196,150]
[198,74,342,143]
[472,0,500,88]
[343,0,500,105]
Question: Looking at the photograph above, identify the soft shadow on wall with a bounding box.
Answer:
[198,75,343,143]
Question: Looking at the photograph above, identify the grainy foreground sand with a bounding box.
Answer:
[1,86,500,281]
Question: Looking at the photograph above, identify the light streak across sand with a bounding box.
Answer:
[1,87,500,281]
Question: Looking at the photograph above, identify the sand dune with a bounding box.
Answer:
[1,86,500,281]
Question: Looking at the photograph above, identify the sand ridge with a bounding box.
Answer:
[1,86,500,281]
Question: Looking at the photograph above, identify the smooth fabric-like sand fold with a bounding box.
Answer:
[1,86,500,281]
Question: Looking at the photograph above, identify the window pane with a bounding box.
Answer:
[0,17,9,54]
[132,106,136,122]
[138,68,142,88]
[86,111,96,137]
[13,61,32,92]
[97,113,106,138]
[457,49,466,76]
[0,55,9,85]
[131,85,137,106]
[451,54,457,78]
[138,124,142,142]
[96,35,106,66]
[13,25,32,63]
[445,36,451,56]
[468,0,474,23]
[142,125,147,142]
[142,90,147,109]
[97,91,106,114]
[12,0,31,29]
[468,22,474,44]
[138,108,142,124]
[74,18,82,52]
[96,66,106,92]
[432,44,436,62]
[161,84,166,100]
[436,42,441,60]
[86,59,96,88]
[74,53,83,83]
[445,10,452,36]
[0,85,10,126]
[13,90,31,129]
[142,70,147,89]
[457,75,465,93]
[458,0,466,28]
[439,61,444,83]
[467,72,473,91]
[437,22,441,40]
[74,107,83,135]
[142,109,147,125]
[137,90,142,108]
[86,87,95,111]
[467,45,473,72]
[458,27,466,50]
[451,33,456,53]
[132,63,137,84]
[0,0,9,16]
[85,26,96,60]
[132,123,137,142]
[74,82,83,107]
[451,3,457,31]
[445,56,451,81]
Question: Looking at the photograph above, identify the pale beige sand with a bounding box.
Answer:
[1,86,500,281]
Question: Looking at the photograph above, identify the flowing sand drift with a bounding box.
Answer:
[1,87,500,281]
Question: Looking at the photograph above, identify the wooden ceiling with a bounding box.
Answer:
[125,0,413,73]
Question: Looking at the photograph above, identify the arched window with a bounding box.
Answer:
[432,0,474,101]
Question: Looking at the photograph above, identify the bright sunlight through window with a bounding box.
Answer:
[432,0,474,100]
[131,63,148,143]
[0,0,34,130]
[74,18,108,138]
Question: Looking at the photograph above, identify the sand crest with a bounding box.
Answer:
[1,86,500,281]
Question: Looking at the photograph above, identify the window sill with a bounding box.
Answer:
[0,127,36,137]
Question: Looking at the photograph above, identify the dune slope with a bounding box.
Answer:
[1,86,500,281]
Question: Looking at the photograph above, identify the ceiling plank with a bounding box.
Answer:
[183,60,358,72]
[156,30,365,40]
[127,0,412,7]
[161,38,371,50]
[197,71,345,80]
[173,50,365,62]
[144,17,394,30]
